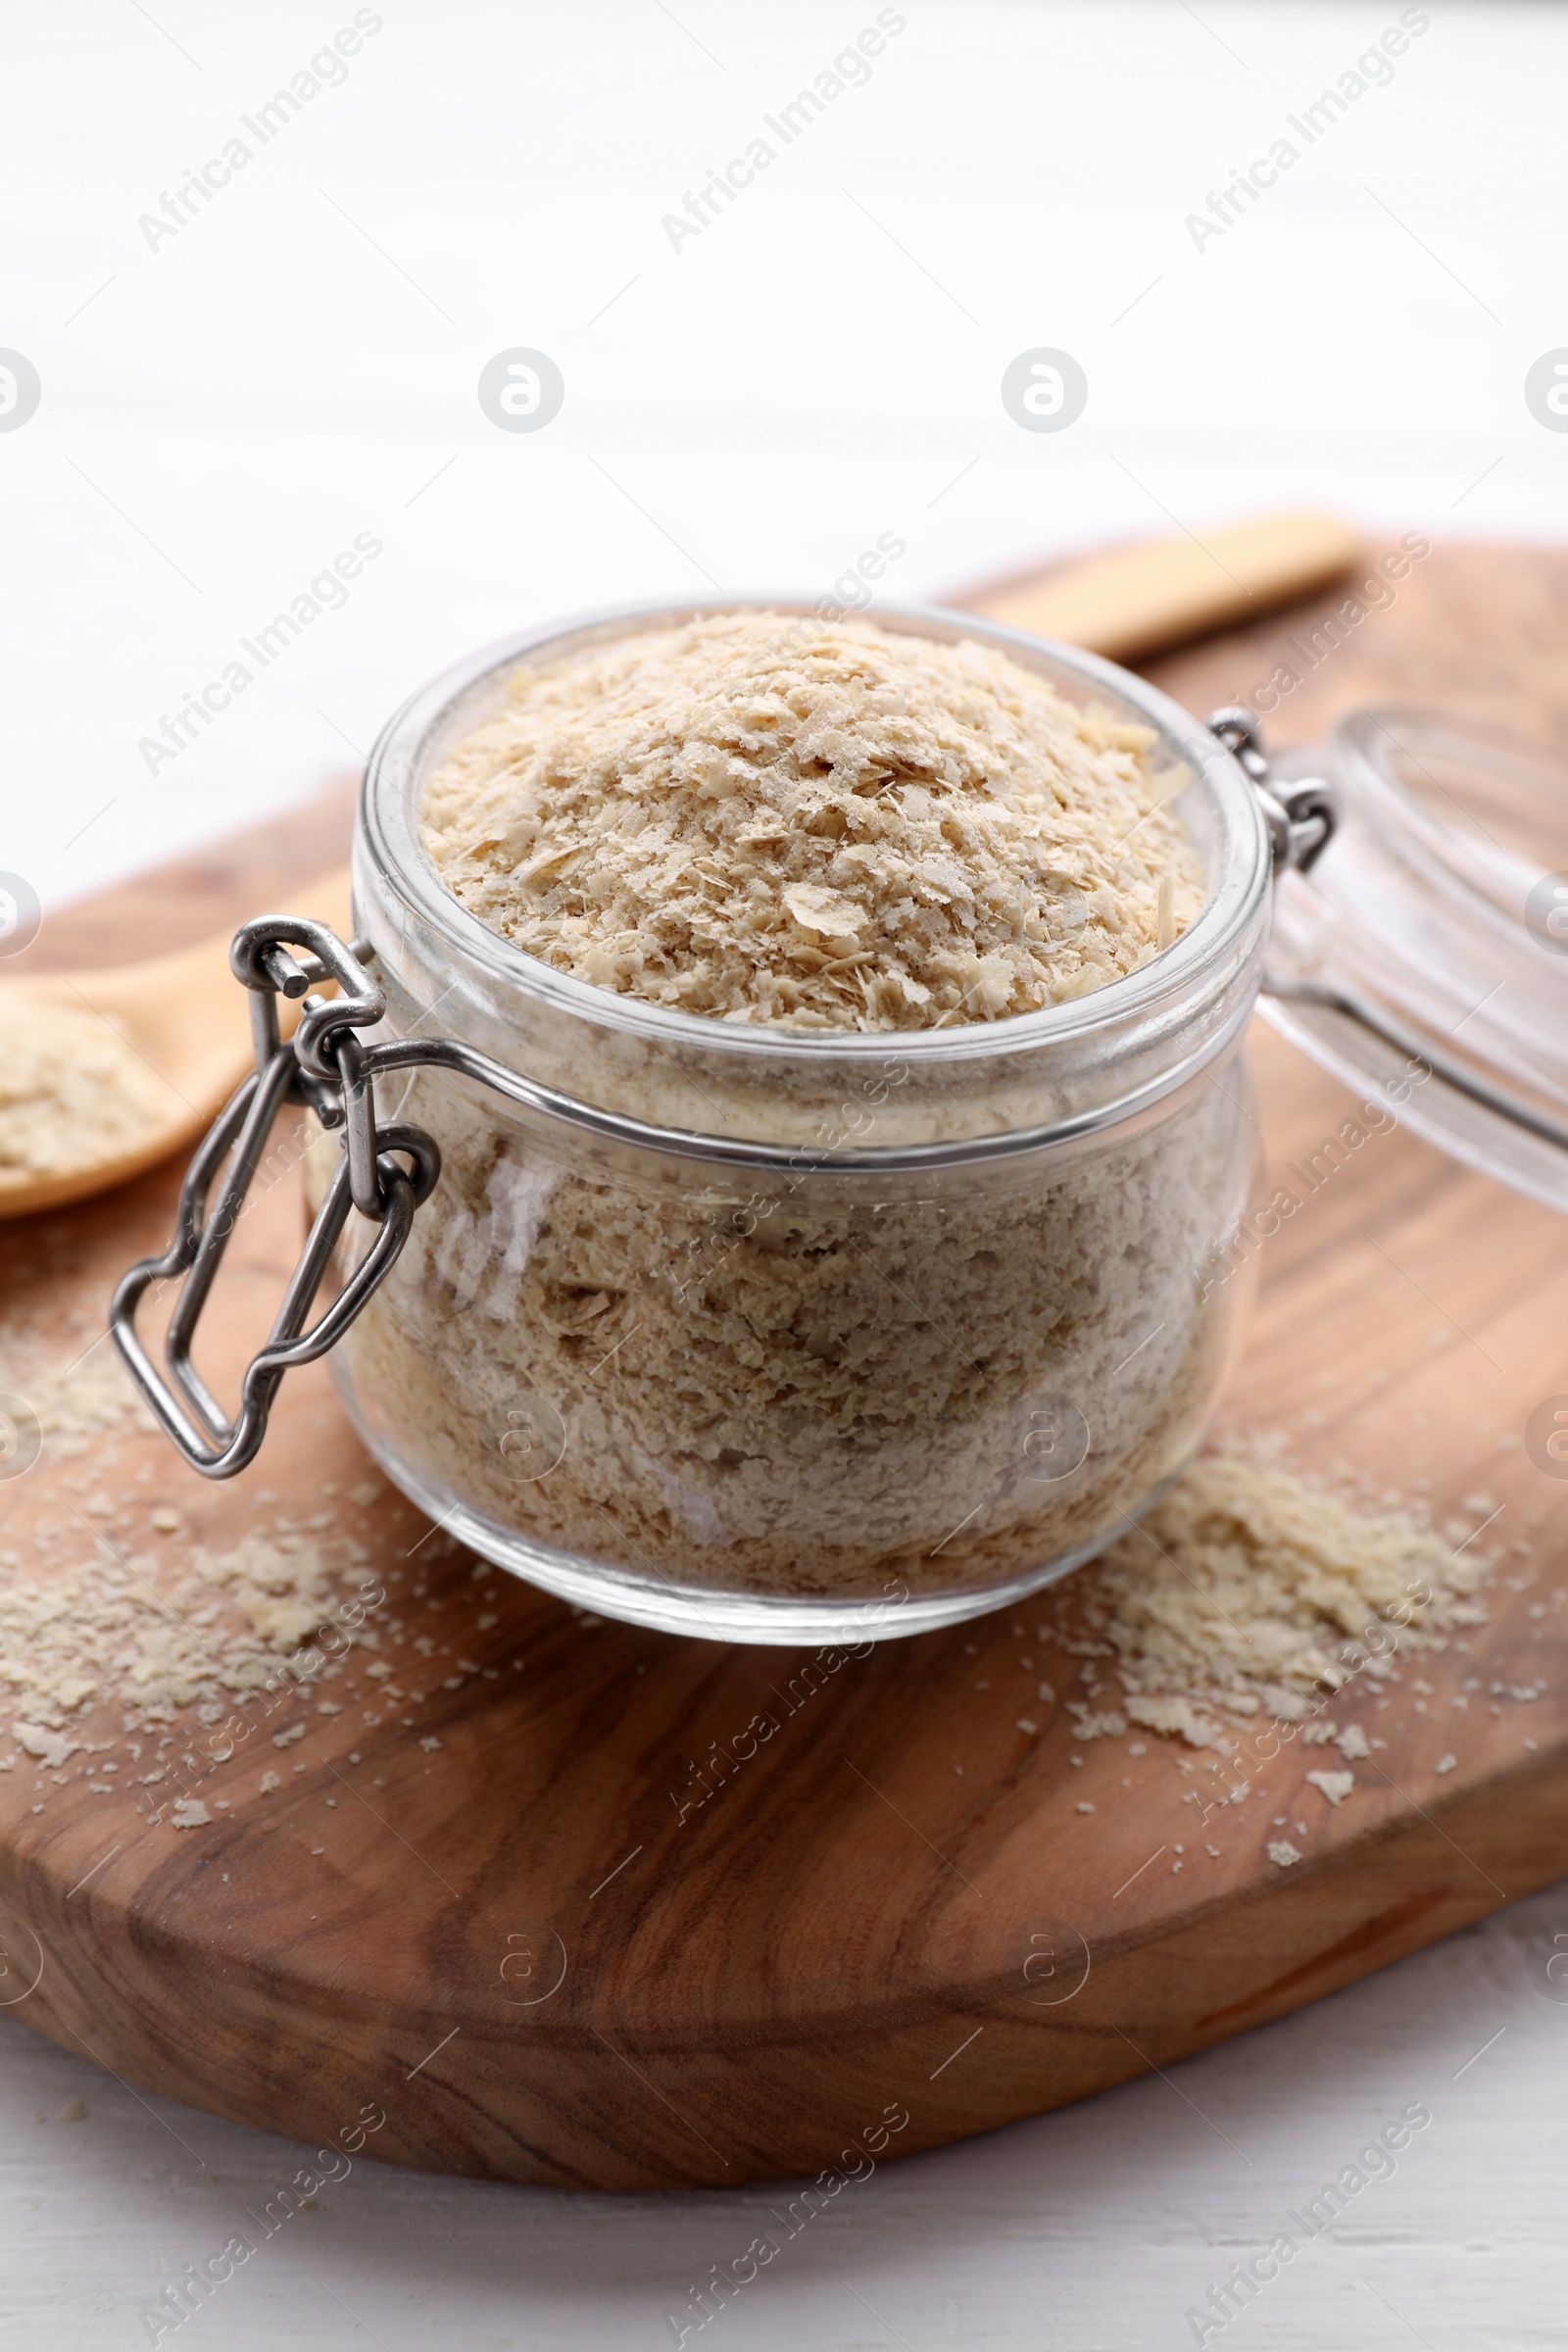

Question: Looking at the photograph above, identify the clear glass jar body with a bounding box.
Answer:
[330,599,1273,1642]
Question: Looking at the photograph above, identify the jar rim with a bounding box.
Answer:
[1333,702,1568,927]
[360,594,1271,1070]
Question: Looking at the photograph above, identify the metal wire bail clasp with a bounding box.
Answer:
[1205,705,1338,875]
[110,915,441,1479]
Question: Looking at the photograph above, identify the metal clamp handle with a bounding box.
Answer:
[1205,705,1338,875]
[111,920,440,1478]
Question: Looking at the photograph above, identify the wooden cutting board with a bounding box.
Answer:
[2,544,1566,2193]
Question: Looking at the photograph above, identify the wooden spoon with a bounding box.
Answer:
[966,510,1362,661]
[0,869,351,1220]
[0,511,1358,1222]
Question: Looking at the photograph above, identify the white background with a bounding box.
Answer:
[4,4,1568,2346]
[3,0,1566,910]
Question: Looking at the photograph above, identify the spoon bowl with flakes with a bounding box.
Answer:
[0,872,352,1221]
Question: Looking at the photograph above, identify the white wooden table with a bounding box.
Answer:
[4,1886,1566,2350]
[4,3,1566,2343]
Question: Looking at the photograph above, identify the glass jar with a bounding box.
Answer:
[319,598,1273,1642]
[1264,705,1568,1212]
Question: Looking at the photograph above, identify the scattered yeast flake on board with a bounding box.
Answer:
[0,1325,388,1817]
[1036,1437,1500,1776]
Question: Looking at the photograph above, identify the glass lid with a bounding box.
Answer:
[1260,704,1568,1215]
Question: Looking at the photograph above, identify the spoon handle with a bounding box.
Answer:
[966,511,1360,663]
